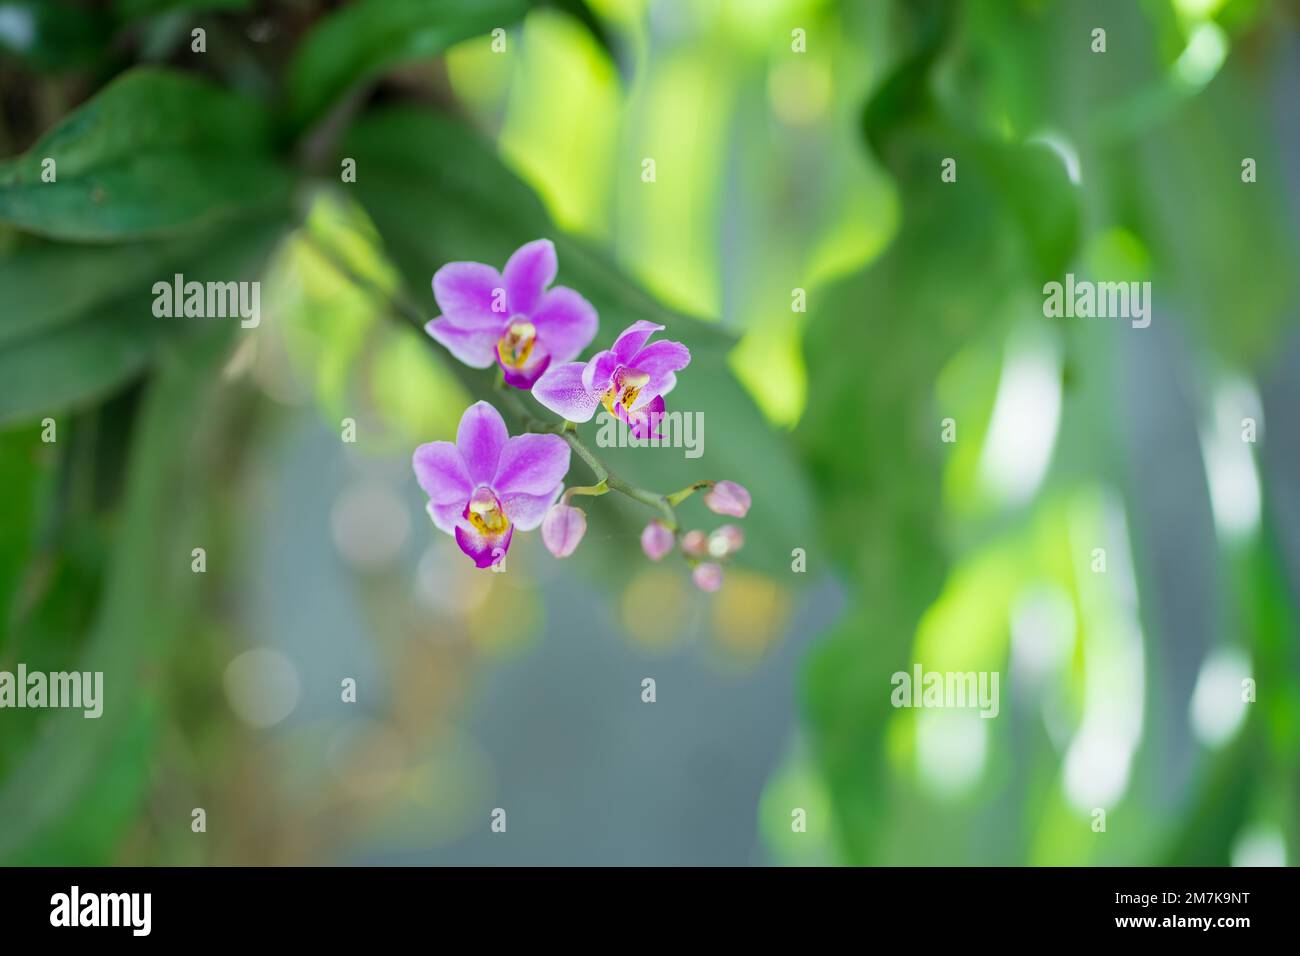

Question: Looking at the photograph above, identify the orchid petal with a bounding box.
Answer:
[425,318,500,368]
[494,433,571,497]
[629,339,690,399]
[532,362,601,422]
[456,401,509,485]
[503,239,557,316]
[432,261,506,327]
[610,320,664,363]
[455,523,513,569]
[531,286,598,363]
[412,441,472,505]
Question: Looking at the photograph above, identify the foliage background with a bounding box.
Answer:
[0,0,1297,865]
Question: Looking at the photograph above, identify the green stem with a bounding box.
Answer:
[563,480,609,503]
[666,480,714,507]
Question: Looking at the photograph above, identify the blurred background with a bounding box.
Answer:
[1,0,1298,865]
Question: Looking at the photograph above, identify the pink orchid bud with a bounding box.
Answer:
[541,502,586,558]
[707,524,744,558]
[692,562,724,592]
[681,529,709,558]
[641,520,675,562]
[704,480,751,518]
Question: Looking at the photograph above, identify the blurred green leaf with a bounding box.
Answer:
[0,327,237,862]
[0,426,55,643]
[798,0,1081,862]
[0,67,292,240]
[286,0,528,133]
[340,106,815,577]
[0,211,288,425]
[531,0,614,62]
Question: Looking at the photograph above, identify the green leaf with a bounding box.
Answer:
[286,0,528,133]
[798,0,1082,862]
[0,329,238,862]
[0,211,289,426]
[340,107,815,577]
[531,0,614,61]
[0,67,292,240]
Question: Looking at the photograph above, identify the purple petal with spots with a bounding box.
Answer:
[531,287,598,363]
[610,320,664,363]
[494,433,570,497]
[425,318,500,368]
[432,261,506,327]
[532,362,602,422]
[503,239,557,316]
[457,401,508,485]
[412,441,471,505]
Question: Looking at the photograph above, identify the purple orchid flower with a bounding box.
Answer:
[531,320,691,438]
[413,401,570,568]
[425,240,598,389]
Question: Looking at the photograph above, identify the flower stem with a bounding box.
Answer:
[563,480,608,503]
[666,480,714,507]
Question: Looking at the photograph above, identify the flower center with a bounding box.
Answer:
[496,318,537,369]
[466,486,509,536]
[601,366,650,415]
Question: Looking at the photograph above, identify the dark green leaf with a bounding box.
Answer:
[0,68,292,240]
[0,329,240,862]
[286,0,528,134]
[0,211,288,425]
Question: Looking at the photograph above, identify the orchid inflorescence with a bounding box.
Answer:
[411,240,751,590]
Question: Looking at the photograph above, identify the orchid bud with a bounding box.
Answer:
[681,529,708,558]
[703,480,751,518]
[641,520,675,561]
[692,562,724,592]
[541,502,586,558]
[707,524,744,558]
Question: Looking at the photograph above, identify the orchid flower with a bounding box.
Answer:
[426,240,598,389]
[531,320,690,438]
[412,402,570,568]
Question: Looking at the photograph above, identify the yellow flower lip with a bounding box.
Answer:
[624,370,650,389]
[467,486,509,535]
[497,319,537,369]
[602,366,649,415]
